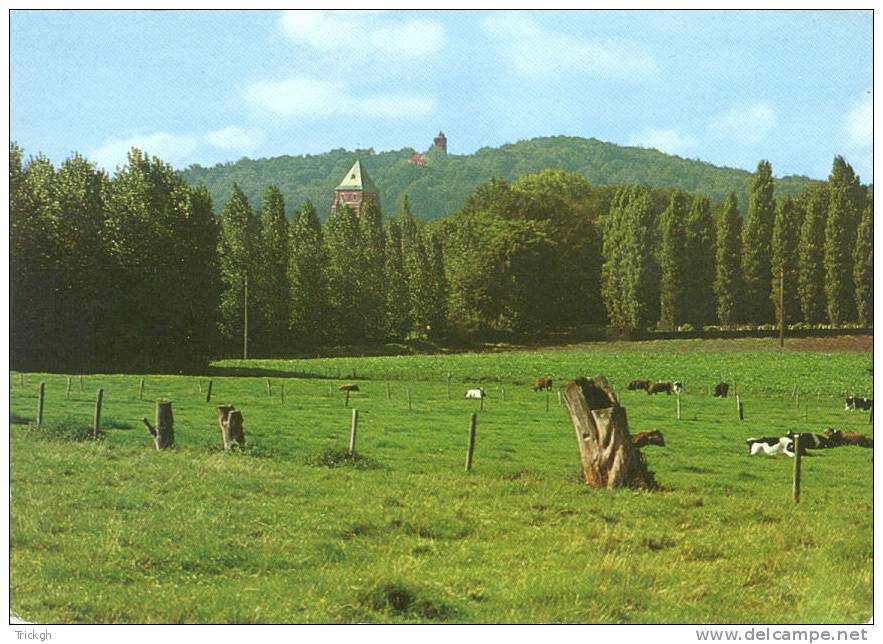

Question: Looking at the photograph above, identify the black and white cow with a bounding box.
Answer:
[785,431,837,454]
[845,396,873,411]
[673,381,684,394]
[714,382,730,398]
[747,436,794,457]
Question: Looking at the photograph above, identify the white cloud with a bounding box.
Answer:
[844,93,872,147]
[206,126,264,152]
[244,75,435,119]
[90,131,198,170]
[628,128,699,157]
[281,10,445,59]
[482,12,658,80]
[706,102,777,145]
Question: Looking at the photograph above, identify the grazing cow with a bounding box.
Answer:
[647,382,673,395]
[786,431,836,454]
[844,396,873,411]
[714,382,730,398]
[338,384,360,392]
[631,430,665,448]
[673,381,684,394]
[747,436,794,457]
[627,379,651,391]
[823,428,874,448]
[465,388,486,399]
[532,377,553,392]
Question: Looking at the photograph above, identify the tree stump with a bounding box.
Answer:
[142,399,175,450]
[562,376,656,489]
[216,405,246,451]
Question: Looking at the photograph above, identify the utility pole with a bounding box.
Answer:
[243,272,249,360]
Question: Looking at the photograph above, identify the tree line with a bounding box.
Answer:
[9,144,872,372]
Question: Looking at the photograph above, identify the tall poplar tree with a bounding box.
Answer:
[254,186,290,355]
[853,200,873,326]
[358,200,387,342]
[288,200,329,348]
[741,160,776,323]
[797,185,829,324]
[383,217,411,339]
[658,190,690,329]
[324,204,362,341]
[684,194,716,327]
[217,184,258,354]
[823,186,855,325]
[770,196,803,326]
[714,193,742,326]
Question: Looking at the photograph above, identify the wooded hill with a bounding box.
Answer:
[180,135,817,219]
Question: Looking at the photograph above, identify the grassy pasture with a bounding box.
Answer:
[9,338,873,623]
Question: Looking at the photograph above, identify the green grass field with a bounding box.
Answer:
[9,338,873,623]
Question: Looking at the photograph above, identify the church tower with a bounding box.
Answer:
[331,159,380,214]
[433,131,447,153]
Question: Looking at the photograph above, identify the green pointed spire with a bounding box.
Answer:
[335,159,378,194]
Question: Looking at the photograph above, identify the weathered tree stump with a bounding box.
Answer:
[142,400,175,450]
[216,405,246,451]
[562,376,656,489]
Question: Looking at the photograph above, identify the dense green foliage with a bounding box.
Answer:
[9,145,871,373]
[180,136,816,221]
[10,339,873,623]
[852,201,873,326]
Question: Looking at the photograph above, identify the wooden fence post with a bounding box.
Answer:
[792,433,802,503]
[501,385,506,401]
[266,378,272,397]
[447,373,452,400]
[349,409,359,456]
[386,381,391,400]
[480,394,484,411]
[676,392,681,420]
[739,399,745,421]
[407,388,412,411]
[139,378,145,401]
[93,388,103,439]
[79,375,84,391]
[546,388,550,412]
[465,413,477,472]
[281,383,285,405]
[205,379,213,403]
[345,389,350,407]
[142,399,174,450]
[37,382,45,430]
[66,377,72,400]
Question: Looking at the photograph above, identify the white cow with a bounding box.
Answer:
[465,388,486,399]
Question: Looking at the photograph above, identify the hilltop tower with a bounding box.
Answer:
[433,131,447,153]
[331,159,380,214]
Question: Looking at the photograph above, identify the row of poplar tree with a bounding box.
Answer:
[601,157,873,331]
[9,144,872,373]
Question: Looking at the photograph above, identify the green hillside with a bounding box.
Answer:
[180,135,817,219]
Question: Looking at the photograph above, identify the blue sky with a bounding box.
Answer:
[10,9,873,181]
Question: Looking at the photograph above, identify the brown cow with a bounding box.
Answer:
[631,430,665,448]
[532,377,553,392]
[823,428,873,448]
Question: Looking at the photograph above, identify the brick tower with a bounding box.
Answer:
[433,131,447,153]
[330,159,380,214]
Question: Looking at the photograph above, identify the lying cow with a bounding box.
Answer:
[338,384,360,392]
[647,382,673,395]
[631,429,665,448]
[823,428,874,448]
[532,377,553,392]
[627,379,651,391]
[747,436,794,457]
[845,396,873,411]
[786,431,836,454]
[714,382,730,398]
[465,388,486,399]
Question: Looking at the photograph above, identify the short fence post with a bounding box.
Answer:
[792,433,802,503]
[736,394,744,421]
[79,375,84,391]
[349,408,359,456]
[205,380,213,403]
[545,388,550,412]
[557,389,562,405]
[407,388,412,411]
[93,388,104,439]
[386,381,391,400]
[139,378,145,401]
[795,391,800,408]
[501,385,506,401]
[37,382,45,430]
[480,395,484,411]
[19,373,24,386]
[465,413,477,472]
[345,389,350,407]
[66,377,72,400]
[281,383,285,405]
[676,392,681,420]
[266,378,272,397]
[447,373,452,400]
